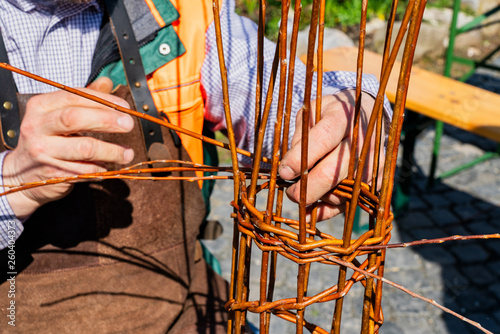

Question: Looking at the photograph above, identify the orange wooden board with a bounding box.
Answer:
[302,47,500,143]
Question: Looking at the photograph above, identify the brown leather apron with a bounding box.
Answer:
[0,89,228,333]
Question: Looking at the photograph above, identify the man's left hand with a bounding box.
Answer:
[278,90,384,221]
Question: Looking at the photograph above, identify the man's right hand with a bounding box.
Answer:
[2,77,135,219]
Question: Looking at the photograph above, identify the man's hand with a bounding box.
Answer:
[3,77,135,219]
[278,90,384,221]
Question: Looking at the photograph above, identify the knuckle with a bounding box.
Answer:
[59,108,79,131]
[28,140,46,158]
[25,95,43,114]
[19,120,35,138]
[78,138,97,161]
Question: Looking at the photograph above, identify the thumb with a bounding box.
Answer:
[88,77,114,93]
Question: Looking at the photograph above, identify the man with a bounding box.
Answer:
[0,0,390,332]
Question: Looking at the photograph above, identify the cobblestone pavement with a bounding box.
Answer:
[203,74,500,333]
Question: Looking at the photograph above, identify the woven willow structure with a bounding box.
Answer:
[212,0,427,333]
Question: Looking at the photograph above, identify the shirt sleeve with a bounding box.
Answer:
[200,0,392,166]
[0,151,24,250]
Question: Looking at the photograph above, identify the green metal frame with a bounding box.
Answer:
[428,0,500,186]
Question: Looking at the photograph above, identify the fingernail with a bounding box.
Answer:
[123,148,134,163]
[117,115,133,131]
[305,213,312,223]
[279,165,295,180]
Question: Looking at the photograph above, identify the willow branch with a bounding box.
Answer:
[322,255,494,334]
[0,62,270,164]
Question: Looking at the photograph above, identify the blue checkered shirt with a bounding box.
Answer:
[0,0,391,248]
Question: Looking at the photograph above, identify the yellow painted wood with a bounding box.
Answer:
[302,47,500,142]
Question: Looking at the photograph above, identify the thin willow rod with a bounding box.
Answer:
[379,0,427,226]
[356,0,380,329]
[372,248,387,329]
[0,168,275,198]
[123,159,210,170]
[374,0,425,326]
[237,195,393,254]
[323,255,495,334]
[210,1,248,331]
[273,310,330,334]
[296,0,322,331]
[260,0,292,331]
[268,5,303,327]
[359,233,500,250]
[332,0,370,331]
[253,0,266,153]
[303,0,326,305]
[247,37,281,203]
[371,13,425,322]
[211,0,240,181]
[330,5,415,331]
[371,0,400,191]
[370,2,428,329]
[370,0,400,199]
[234,33,283,334]
[227,257,382,314]
[0,63,270,166]
[370,3,401,325]
[340,0,416,267]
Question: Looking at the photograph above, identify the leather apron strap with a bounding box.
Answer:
[104,0,181,151]
[0,30,21,149]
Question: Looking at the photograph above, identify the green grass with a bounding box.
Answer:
[236,0,460,41]
[235,0,401,40]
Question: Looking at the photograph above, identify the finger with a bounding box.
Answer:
[279,96,350,180]
[45,136,134,165]
[286,139,350,204]
[42,106,134,135]
[27,87,130,114]
[87,77,114,94]
[307,202,346,222]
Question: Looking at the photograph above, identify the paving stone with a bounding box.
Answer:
[468,313,500,334]
[385,268,432,292]
[461,264,496,286]
[473,200,498,213]
[449,242,489,264]
[488,282,500,302]
[455,288,498,313]
[416,245,456,265]
[425,193,452,208]
[487,260,500,276]
[452,204,479,220]
[387,314,436,334]
[427,209,459,226]
[396,211,434,229]
[434,313,472,334]
[443,191,475,206]
[427,180,451,194]
[444,225,470,237]
[441,265,469,293]
[481,236,500,256]
[378,321,405,334]
[464,220,499,235]
[408,196,429,212]
[410,227,448,241]
[385,248,421,271]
